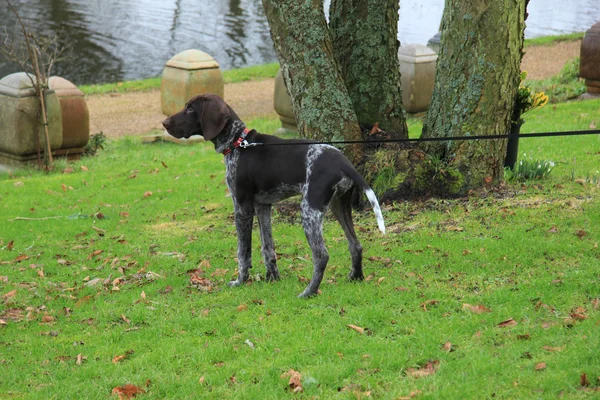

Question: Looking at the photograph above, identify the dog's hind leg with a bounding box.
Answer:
[330,190,364,281]
[255,204,280,281]
[298,202,329,298]
[229,201,254,287]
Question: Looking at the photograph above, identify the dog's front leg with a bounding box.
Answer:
[229,201,254,287]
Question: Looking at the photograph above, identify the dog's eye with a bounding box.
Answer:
[185,106,194,114]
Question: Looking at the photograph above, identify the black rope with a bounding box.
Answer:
[250,129,600,147]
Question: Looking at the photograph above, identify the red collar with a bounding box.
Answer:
[222,128,251,156]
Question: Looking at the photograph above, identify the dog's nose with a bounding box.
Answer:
[162,118,173,130]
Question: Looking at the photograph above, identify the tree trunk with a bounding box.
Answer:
[262,0,363,161]
[422,0,527,189]
[329,0,408,138]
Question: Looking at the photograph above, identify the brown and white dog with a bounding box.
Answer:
[162,94,385,297]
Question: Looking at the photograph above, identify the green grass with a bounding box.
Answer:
[524,32,585,47]
[527,58,587,103]
[79,63,280,96]
[1,105,600,399]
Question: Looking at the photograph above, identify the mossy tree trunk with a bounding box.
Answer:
[422,0,527,190]
[261,0,363,161]
[329,0,408,138]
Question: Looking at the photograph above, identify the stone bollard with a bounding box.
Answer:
[273,69,297,133]
[580,21,600,99]
[0,72,62,167]
[398,44,438,114]
[427,32,441,54]
[160,49,224,116]
[48,76,89,158]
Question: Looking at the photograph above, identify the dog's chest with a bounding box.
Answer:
[224,151,303,204]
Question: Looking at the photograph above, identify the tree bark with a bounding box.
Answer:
[329,0,408,138]
[422,0,527,189]
[262,0,363,161]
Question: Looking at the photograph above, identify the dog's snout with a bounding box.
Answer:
[162,117,173,130]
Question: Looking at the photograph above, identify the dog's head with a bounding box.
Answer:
[162,94,231,140]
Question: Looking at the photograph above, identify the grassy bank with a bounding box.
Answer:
[524,32,584,47]
[79,62,280,96]
[1,97,599,398]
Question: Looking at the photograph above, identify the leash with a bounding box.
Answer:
[237,129,600,147]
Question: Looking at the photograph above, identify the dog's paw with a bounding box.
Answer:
[266,269,281,282]
[348,272,364,281]
[297,289,319,298]
[228,280,242,287]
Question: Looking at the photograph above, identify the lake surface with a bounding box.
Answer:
[1,0,599,85]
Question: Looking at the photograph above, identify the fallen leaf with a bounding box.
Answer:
[581,372,590,387]
[547,226,559,234]
[543,345,564,352]
[405,360,440,378]
[570,306,587,321]
[420,299,438,311]
[41,315,56,324]
[3,290,17,300]
[237,304,248,312]
[498,318,518,328]
[441,342,453,352]
[112,350,134,364]
[112,355,127,364]
[14,254,29,263]
[7,241,14,251]
[462,303,491,314]
[281,369,303,393]
[143,191,152,198]
[397,390,423,400]
[535,362,547,371]
[369,122,382,136]
[76,353,85,366]
[111,384,146,399]
[346,324,365,335]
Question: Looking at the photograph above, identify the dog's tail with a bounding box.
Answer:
[364,188,386,234]
[343,165,386,234]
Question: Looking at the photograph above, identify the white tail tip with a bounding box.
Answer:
[365,189,386,234]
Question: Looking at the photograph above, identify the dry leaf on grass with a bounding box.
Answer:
[462,303,491,314]
[405,360,440,378]
[441,342,454,352]
[498,318,518,328]
[420,299,438,311]
[111,384,146,399]
[346,324,368,335]
[580,373,590,387]
[280,369,303,393]
[112,350,134,364]
[534,362,547,371]
[543,345,565,352]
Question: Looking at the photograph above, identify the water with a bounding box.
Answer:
[1,0,598,85]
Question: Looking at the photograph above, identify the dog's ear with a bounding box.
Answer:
[198,95,230,140]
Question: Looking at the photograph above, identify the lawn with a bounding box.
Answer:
[1,89,600,398]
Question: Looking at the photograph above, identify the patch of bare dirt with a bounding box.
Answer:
[88,79,276,139]
[88,40,581,139]
[521,40,581,80]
